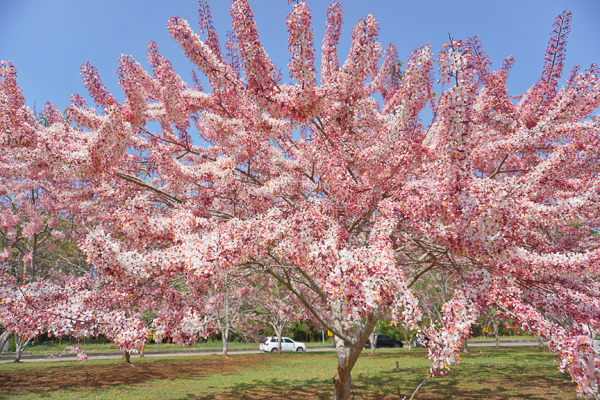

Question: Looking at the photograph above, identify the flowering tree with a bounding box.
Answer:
[204,272,257,357]
[2,1,600,398]
[0,97,95,360]
[0,99,92,281]
[251,276,309,354]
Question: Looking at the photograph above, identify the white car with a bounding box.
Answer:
[259,336,306,352]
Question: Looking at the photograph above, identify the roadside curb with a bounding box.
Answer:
[0,342,548,361]
[0,345,335,361]
[466,340,546,345]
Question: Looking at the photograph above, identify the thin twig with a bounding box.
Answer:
[404,373,432,400]
[488,154,509,179]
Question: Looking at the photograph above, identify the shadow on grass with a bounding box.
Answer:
[189,349,578,400]
[188,367,577,400]
[0,348,578,400]
[190,377,332,400]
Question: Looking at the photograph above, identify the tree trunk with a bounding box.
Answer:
[140,345,145,357]
[405,330,413,351]
[0,331,11,354]
[14,335,31,362]
[221,329,229,357]
[331,308,378,400]
[220,283,231,358]
[276,327,283,355]
[369,320,380,356]
[58,336,62,346]
[460,339,469,353]
[332,339,371,400]
[122,351,132,365]
[492,319,500,349]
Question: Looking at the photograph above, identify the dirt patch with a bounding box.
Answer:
[0,354,265,394]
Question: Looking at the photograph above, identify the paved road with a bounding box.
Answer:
[0,341,544,364]
[0,347,336,363]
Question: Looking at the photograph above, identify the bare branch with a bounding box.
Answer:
[115,171,183,204]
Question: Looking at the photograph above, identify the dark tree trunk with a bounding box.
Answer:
[122,351,133,365]
[332,341,366,400]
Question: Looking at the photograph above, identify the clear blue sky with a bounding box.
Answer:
[1,0,599,112]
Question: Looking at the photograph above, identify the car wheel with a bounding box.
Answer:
[271,348,278,353]
[296,347,304,352]
[393,343,400,348]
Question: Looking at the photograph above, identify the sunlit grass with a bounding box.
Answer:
[0,347,577,399]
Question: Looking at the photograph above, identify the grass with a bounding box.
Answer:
[0,346,578,399]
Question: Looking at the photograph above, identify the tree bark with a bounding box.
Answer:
[14,335,31,362]
[219,284,231,358]
[369,320,380,356]
[276,327,283,355]
[221,333,229,357]
[0,331,10,354]
[492,319,500,348]
[460,339,469,353]
[122,351,132,365]
[331,308,378,400]
[332,336,359,400]
[140,345,145,358]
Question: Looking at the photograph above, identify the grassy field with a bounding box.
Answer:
[0,346,577,399]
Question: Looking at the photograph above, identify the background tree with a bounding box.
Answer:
[251,276,308,354]
[205,272,256,357]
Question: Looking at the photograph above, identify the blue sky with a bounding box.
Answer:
[1,0,599,112]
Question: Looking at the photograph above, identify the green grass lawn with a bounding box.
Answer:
[0,346,577,399]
